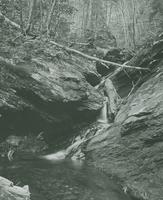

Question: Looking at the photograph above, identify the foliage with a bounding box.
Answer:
[0,0,162,50]
[150,0,163,19]
[0,0,76,41]
[70,0,163,49]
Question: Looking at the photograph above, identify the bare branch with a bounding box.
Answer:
[49,40,149,71]
[0,12,21,30]
[0,13,150,73]
[126,77,141,98]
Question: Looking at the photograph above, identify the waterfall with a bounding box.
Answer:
[40,138,84,162]
[40,97,109,163]
[39,96,110,163]
[97,97,108,123]
[39,150,67,161]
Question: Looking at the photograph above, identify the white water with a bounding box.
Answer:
[40,136,85,162]
[97,97,108,123]
[39,150,67,161]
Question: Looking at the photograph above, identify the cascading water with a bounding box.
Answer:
[39,150,67,161]
[97,97,109,124]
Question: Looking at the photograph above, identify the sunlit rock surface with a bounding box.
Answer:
[76,37,163,200]
[0,176,30,200]
[86,64,163,199]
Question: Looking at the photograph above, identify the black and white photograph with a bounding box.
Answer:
[0,0,163,199]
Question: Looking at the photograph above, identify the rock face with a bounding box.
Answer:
[0,176,30,200]
[0,40,103,142]
[111,37,163,98]
[1,32,163,200]
[84,39,163,200]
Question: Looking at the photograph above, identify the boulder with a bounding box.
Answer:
[0,176,30,200]
[79,35,163,200]
[85,60,163,200]
[111,37,163,98]
[0,40,103,142]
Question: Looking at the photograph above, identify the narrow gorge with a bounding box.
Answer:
[0,1,163,200]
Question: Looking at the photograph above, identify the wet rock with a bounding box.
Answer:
[111,36,163,98]
[76,35,163,200]
[0,40,103,140]
[0,176,30,200]
[66,136,86,160]
[85,62,163,200]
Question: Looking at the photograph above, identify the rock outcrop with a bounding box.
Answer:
[71,35,163,200]
[0,40,103,143]
[86,64,163,199]
[1,26,163,200]
[0,176,30,200]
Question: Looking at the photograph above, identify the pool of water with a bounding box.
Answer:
[0,158,134,200]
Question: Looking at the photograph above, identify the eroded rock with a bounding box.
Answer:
[85,62,163,200]
[72,37,163,200]
[0,176,30,200]
[0,40,103,141]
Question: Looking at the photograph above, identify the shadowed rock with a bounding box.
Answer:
[73,36,163,200]
[0,40,103,141]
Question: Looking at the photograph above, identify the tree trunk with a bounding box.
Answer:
[0,12,21,30]
[39,0,43,34]
[46,0,58,37]
[131,0,136,48]
[49,40,149,70]
[19,0,24,33]
[26,0,37,33]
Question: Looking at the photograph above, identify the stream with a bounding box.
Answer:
[0,157,134,200]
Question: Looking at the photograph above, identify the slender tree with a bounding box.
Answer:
[26,0,37,33]
[46,0,58,37]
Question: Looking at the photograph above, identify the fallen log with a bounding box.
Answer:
[104,78,121,122]
[0,12,149,71]
[0,12,21,30]
[49,41,149,71]
[95,67,124,89]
